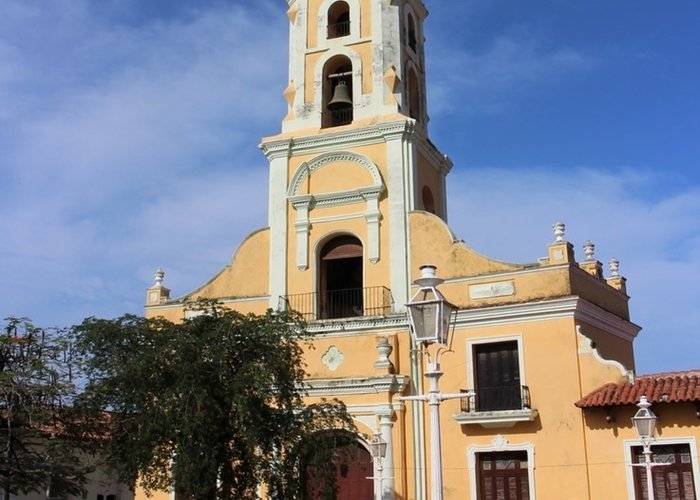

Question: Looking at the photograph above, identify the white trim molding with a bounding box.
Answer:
[468,436,537,500]
[287,151,385,268]
[453,297,641,342]
[301,374,409,396]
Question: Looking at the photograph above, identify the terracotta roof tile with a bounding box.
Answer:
[576,370,700,408]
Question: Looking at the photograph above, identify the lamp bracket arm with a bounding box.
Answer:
[440,392,473,401]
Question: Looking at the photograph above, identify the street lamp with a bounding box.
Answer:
[368,430,388,500]
[632,395,658,500]
[399,265,472,500]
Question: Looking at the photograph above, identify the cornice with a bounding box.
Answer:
[289,186,384,210]
[302,296,638,341]
[455,297,640,341]
[305,315,408,336]
[574,299,641,340]
[262,120,415,157]
[301,375,409,396]
[345,403,405,416]
[145,294,270,312]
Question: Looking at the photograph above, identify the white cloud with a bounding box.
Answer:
[447,167,700,372]
[0,1,283,326]
[1,0,697,377]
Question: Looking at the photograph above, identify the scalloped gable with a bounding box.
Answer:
[190,228,270,300]
[409,211,524,280]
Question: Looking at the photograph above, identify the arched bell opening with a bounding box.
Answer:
[422,185,435,214]
[327,1,351,39]
[323,56,354,128]
[408,67,421,121]
[319,235,363,320]
[300,430,374,500]
[407,13,418,52]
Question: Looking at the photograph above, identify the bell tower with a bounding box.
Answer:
[261,0,452,315]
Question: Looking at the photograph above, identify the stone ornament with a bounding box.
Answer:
[321,346,344,371]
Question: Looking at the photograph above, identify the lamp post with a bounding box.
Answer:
[632,396,658,500]
[398,265,473,500]
[368,430,388,500]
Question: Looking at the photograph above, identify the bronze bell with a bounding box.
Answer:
[328,80,353,109]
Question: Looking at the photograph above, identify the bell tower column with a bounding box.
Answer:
[264,143,290,309]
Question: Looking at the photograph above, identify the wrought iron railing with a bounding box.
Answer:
[328,21,351,38]
[460,385,531,413]
[323,107,353,128]
[280,286,393,321]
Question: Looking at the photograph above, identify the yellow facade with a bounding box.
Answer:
[142,1,700,499]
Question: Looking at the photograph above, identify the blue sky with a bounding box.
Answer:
[1,0,698,374]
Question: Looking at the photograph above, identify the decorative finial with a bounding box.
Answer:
[154,267,165,287]
[609,258,620,277]
[553,222,566,242]
[583,241,595,261]
[415,264,444,287]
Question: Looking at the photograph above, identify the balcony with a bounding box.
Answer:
[280,286,393,321]
[328,20,351,39]
[453,385,538,428]
[323,107,353,128]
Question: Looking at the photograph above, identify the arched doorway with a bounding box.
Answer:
[319,235,363,320]
[303,432,374,500]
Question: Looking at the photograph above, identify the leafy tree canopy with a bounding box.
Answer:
[73,303,355,499]
[0,317,96,500]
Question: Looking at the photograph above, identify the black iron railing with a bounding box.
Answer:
[323,107,353,128]
[460,385,531,413]
[280,287,393,321]
[328,21,351,38]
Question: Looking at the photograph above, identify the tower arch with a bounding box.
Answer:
[317,233,364,320]
[316,0,362,48]
[322,55,355,128]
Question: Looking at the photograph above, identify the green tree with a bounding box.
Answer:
[0,317,96,500]
[73,304,355,499]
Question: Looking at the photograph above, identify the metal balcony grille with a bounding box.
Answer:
[328,20,351,38]
[460,385,531,413]
[323,107,353,128]
[280,286,393,321]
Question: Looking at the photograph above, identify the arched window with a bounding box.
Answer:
[328,1,351,39]
[319,235,363,319]
[422,186,435,214]
[323,56,354,128]
[408,68,420,121]
[407,13,418,52]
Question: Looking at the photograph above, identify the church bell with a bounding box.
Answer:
[328,80,353,109]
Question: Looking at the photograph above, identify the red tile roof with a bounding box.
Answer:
[576,370,700,408]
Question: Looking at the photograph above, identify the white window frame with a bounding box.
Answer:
[466,334,527,397]
[623,436,700,500]
[317,0,361,49]
[467,436,536,500]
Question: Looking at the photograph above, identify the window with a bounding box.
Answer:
[421,186,435,214]
[407,13,418,52]
[474,341,524,412]
[323,57,354,128]
[632,444,697,500]
[328,1,351,39]
[407,68,420,121]
[478,451,530,500]
[319,235,363,319]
